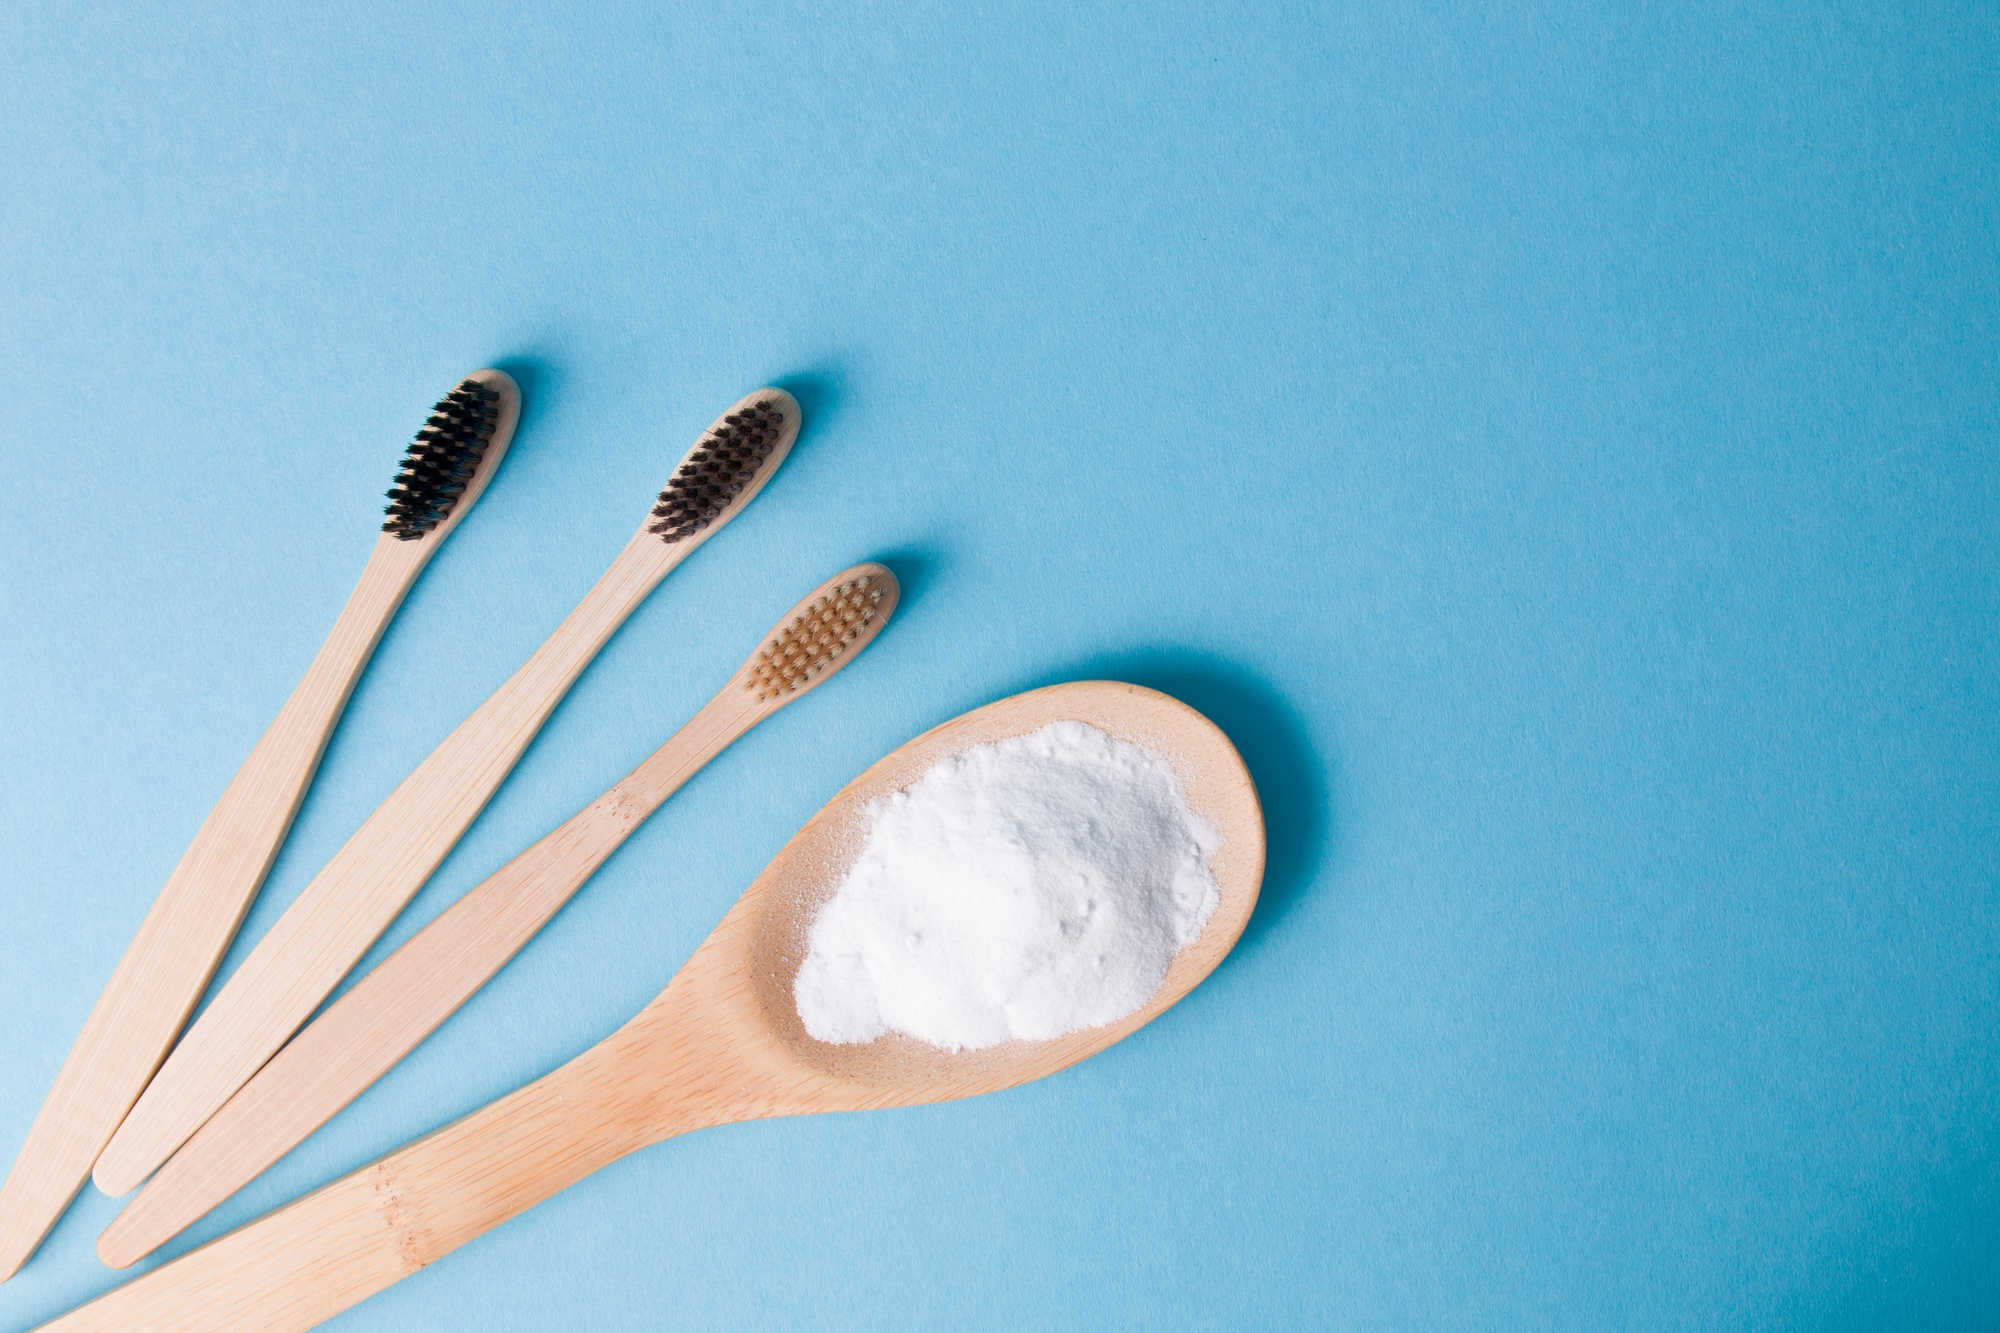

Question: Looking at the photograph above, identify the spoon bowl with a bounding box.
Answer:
[44,681,1265,1333]
[712,679,1265,1106]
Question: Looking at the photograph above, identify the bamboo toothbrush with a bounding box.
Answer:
[98,563,897,1266]
[90,388,800,1197]
[39,683,1265,1333]
[0,371,520,1281]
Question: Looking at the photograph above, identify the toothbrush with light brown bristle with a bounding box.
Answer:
[0,370,521,1282]
[98,562,897,1268]
[91,388,801,1198]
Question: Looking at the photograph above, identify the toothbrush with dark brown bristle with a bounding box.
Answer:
[98,563,897,1267]
[0,370,521,1281]
[91,388,801,1199]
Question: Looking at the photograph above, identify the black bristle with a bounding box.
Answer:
[382,380,501,540]
[647,398,787,543]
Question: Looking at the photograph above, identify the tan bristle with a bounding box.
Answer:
[746,576,887,701]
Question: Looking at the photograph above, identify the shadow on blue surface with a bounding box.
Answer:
[1002,648,1332,962]
[772,363,853,437]
[867,542,947,611]
[489,353,563,437]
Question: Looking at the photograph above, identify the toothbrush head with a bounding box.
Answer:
[383,375,513,541]
[744,564,898,703]
[650,392,798,544]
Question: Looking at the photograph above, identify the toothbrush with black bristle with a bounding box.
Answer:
[91,388,801,1198]
[0,369,521,1281]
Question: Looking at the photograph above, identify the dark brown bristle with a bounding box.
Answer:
[746,575,887,701]
[649,398,788,543]
[383,379,501,540]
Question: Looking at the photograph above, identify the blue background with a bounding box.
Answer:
[1,2,1995,1328]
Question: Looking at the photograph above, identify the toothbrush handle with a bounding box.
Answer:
[92,538,678,1197]
[0,536,430,1281]
[47,1025,690,1333]
[99,689,755,1267]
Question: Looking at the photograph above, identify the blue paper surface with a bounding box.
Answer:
[1,2,1995,1328]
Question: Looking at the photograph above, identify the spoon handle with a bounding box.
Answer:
[44,1028,680,1333]
[0,536,430,1281]
[98,689,756,1268]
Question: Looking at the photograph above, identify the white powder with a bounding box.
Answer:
[794,720,1221,1051]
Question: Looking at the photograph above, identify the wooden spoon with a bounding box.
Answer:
[42,681,1264,1333]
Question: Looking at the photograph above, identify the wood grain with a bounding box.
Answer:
[0,369,520,1281]
[89,388,799,1198]
[44,682,1265,1331]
